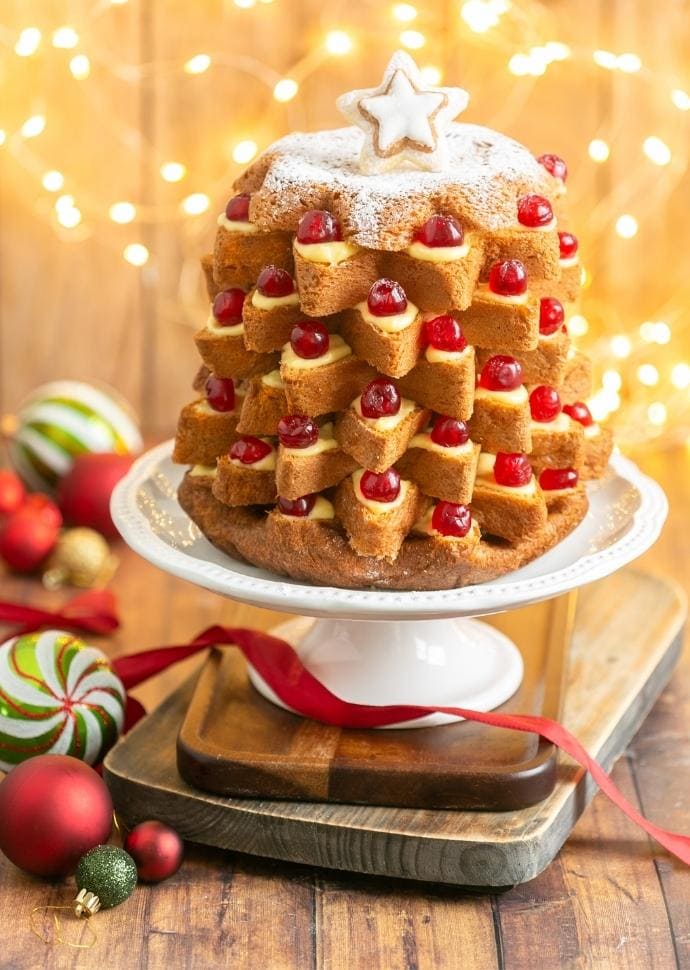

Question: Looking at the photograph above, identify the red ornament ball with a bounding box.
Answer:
[0,755,113,877]
[57,452,134,538]
[0,470,25,518]
[124,820,184,883]
[0,509,58,572]
[22,493,63,530]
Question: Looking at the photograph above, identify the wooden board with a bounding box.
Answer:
[103,569,685,889]
[176,595,574,811]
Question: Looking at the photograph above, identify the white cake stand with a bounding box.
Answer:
[111,442,667,727]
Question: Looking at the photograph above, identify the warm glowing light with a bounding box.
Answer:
[400,29,425,49]
[671,88,690,111]
[617,52,641,73]
[393,3,417,21]
[653,321,671,344]
[0,131,6,147]
[42,170,65,192]
[109,0,129,4]
[69,54,90,79]
[234,0,256,7]
[508,53,531,77]
[602,369,622,392]
[637,364,659,386]
[56,206,82,229]
[610,335,632,359]
[615,214,638,239]
[568,314,588,336]
[544,41,570,61]
[588,139,610,162]
[420,65,442,85]
[593,49,617,69]
[55,194,75,213]
[461,0,510,33]
[184,54,211,75]
[232,140,258,164]
[160,161,186,182]
[643,135,671,166]
[15,28,41,57]
[671,363,690,390]
[109,201,137,224]
[580,266,592,288]
[273,78,299,102]
[21,115,46,138]
[52,27,79,49]
[325,30,353,55]
[648,402,667,426]
[123,243,149,266]
[181,193,210,215]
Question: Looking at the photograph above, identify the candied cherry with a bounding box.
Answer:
[230,436,272,465]
[424,315,467,352]
[205,375,235,412]
[296,209,342,244]
[530,385,562,423]
[360,378,400,419]
[367,279,407,317]
[277,415,319,449]
[225,193,250,222]
[359,468,401,503]
[563,401,594,427]
[536,153,568,182]
[278,493,317,517]
[558,231,578,260]
[430,416,470,447]
[494,453,532,488]
[488,259,527,296]
[290,320,330,359]
[432,501,472,538]
[540,467,578,491]
[414,214,464,248]
[517,194,554,228]
[257,265,295,299]
[539,297,565,335]
[212,288,245,325]
[479,355,523,391]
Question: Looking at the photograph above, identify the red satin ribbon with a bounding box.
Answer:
[0,589,120,638]
[112,624,690,868]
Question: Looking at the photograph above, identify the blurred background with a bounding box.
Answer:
[1,0,689,448]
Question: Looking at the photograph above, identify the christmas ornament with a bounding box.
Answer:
[0,629,126,770]
[43,528,118,590]
[0,508,59,572]
[22,492,63,530]
[124,820,184,882]
[74,845,137,915]
[0,754,113,876]
[58,452,135,538]
[0,470,25,518]
[6,381,142,492]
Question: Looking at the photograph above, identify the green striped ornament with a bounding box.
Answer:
[0,630,126,771]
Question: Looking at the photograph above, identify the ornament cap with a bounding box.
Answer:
[74,888,101,919]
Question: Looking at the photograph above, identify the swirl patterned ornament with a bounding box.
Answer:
[0,630,126,771]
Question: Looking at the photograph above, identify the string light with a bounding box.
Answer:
[615,214,638,239]
[232,140,258,164]
[588,138,610,162]
[568,314,588,336]
[393,3,417,21]
[602,369,623,392]
[109,201,136,224]
[0,131,5,147]
[184,54,211,75]
[617,52,641,73]
[42,170,64,191]
[637,364,660,386]
[56,206,82,229]
[52,27,79,49]
[593,50,617,70]
[461,1,511,34]
[399,30,425,49]
[648,402,667,426]
[181,193,210,215]
[21,115,46,138]
[420,66,442,85]
[15,28,41,57]
[610,335,632,359]
[123,243,149,266]
[69,54,90,79]
[671,89,690,111]
[273,78,298,102]
[160,161,186,182]
[642,135,671,166]
[325,30,353,56]
[671,363,690,389]
[55,194,75,213]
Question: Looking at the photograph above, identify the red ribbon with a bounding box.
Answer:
[0,589,120,638]
[112,625,690,868]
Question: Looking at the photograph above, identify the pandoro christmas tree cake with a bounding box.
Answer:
[174,51,613,590]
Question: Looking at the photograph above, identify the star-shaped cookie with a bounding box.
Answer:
[337,51,469,174]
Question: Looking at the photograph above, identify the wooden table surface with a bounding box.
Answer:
[0,445,688,970]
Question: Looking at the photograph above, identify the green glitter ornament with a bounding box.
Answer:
[73,845,137,917]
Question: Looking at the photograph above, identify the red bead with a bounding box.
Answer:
[423,315,467,352]
[277,415,319,449]
[0,470,25,517]
[539,467,579,491]
[432,501,472,538]
[413,214,464,248]
[230,436,272,465]
[57,453,132,538]
[494,453,533,488]
[360,468,401,503]
[539,297,565,335]
[479,355,523,391]
[517,194,554,228]
[536,153,568,182]
[558,231,578,259]
[530,385,562,422]
[212,288,245,325]
[205,375,236,412]
[256,265,295,298]
[290,320,330,359]
[278,494,317,517]
[296,209,342,244]
[430,416,470,447]
[563,401,594,427]
[367,279,408,317]
[488,259,527,296]
[23,493,63,530]
[124,820,184,883]
[360,378,401,419]
[225,193,250,222]
[0,510,58,572]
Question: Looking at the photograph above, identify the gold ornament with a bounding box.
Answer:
[43,528,118,590]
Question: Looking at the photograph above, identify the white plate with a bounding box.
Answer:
[112,441,667,621]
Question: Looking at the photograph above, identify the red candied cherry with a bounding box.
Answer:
[536,153,568,182]
[488,259,527,296]
[277,414,319,449]
[431,416,470,447]
[479,355,523,391]
[530,385,562,423]
[290,320,329,359]
[563,401,594,427]
[360,378,401,419]
[205,375,235,412]
[432,501,472,538]
[296,209,342,244]
[360,468,401,503]
[414,214,464,248]
[225,193,250,222]
[257,265,296,299]
[367,278,408,317]
[277,493,317,517]
[517,194,554,228]
[230,436,272,465]
[212,288,245,325]
[558,231,578,260]
[424,315,467,353]
[539,297,565,335]
[494,453,533,488]
[539,467,579,491]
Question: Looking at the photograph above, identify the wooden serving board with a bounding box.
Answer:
[104,570,686,889]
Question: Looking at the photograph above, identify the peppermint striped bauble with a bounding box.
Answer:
[8,381,142,491]
[0,630,126,771]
